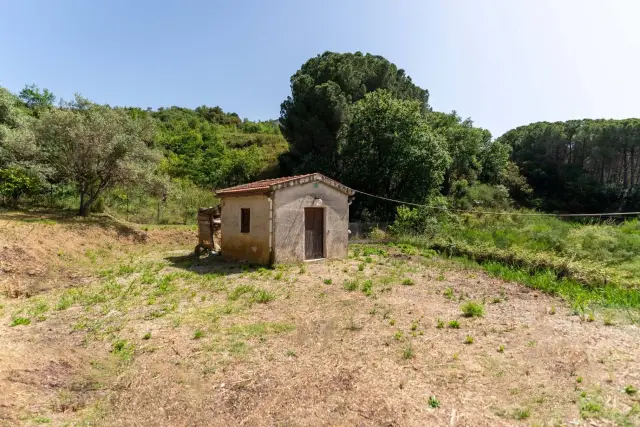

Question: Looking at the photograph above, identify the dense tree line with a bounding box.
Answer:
[498,119,640,213]
[0,85,287,217]
[5,50,628,222]
[279,51,515,219]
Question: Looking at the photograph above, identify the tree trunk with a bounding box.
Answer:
[623,144,628,188]
[78,187,87,216]
[630,146,636,188]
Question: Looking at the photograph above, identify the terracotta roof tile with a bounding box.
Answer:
[215,173,354,196]
[215,174,316,195]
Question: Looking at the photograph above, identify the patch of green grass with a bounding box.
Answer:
[227,284,256,301]
[285,349,297,357]
[448,320,460,329]
[401,278,415,286]
[358,263,365,271]
[344,279,358,291]
[397,243,419,256]
[10,317,30,327]
[364,256,373,263]
[514,407,531,420]
[497,344,505,353]
[410,321,418,331]
[402,343,415,359]
[118,264,136,275]
[229,340,248,356]
[460,301,485,318]
[32,416,51,424]
[396,214,640,312]
[464,335,474,344]
[362,246,387,257]
[625,385,638,395]
[252,288,276,304]
[111,339,134,361]
[436,319,444,329]
[428,395,440,408]
[56,293,75,311]
[28,298,49,313]
[482,262,640,311]
[443,287,455,300]
[580,394,603,418]
[154,275,176,296]
[361,280,373,296]
[394,330,403,340]
[227,322,295,338]
[21,217,57,225]
[193,329,205,339]
[323,278,332,285]
[142,332,151,340]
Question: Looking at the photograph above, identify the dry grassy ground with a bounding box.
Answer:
[1,213,639,426]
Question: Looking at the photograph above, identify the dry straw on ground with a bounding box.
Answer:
[1,212,639,426]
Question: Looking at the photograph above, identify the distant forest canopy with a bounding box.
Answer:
[1,51,639,221]
[498,119,640,213]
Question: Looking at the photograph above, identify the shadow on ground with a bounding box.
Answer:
[0,210,148,241]
[165,252,263,276]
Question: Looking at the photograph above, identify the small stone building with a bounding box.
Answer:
[215,173,355,264]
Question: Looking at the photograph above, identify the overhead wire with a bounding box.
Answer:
[353,189,640,217]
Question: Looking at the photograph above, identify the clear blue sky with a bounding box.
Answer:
[1,0,639,137]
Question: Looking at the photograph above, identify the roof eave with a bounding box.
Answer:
[215,188,271,197]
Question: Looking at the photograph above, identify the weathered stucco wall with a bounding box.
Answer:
[220,194,271,264]
[273,181,349,263]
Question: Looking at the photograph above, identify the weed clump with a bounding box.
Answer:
[514,407,531,420]
[10,317,30,327]
[461,301,485,317]
[344,279,358,291]
[361,280,373,296]
[112,339,134,361]
[253,289,275,304]
[428,395,440,408]
[402,343,414,359]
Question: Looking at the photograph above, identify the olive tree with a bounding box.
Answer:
[36,95,158,216]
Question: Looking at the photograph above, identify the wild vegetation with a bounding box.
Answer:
[1,214,638,425]
[2,50,638,314]
[499,119,640,213]
[1,51,523,224]
[0,86,287,222]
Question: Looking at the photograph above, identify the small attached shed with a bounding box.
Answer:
[215,173,355,264]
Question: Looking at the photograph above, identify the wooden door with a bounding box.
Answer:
[304,208,324,259]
